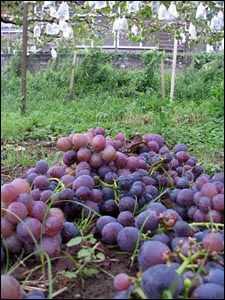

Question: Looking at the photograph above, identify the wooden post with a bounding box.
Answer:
[21,2,29,115]
[68,50,77,102]
[161,55,165,100]
[170,37,178,103]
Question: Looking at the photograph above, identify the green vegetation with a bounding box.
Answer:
[1,49,224,175]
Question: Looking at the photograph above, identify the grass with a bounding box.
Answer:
[1,50,224,177]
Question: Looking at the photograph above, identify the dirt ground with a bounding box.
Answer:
[2,241,138,299]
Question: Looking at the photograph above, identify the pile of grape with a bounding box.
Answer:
[1,127,224,299]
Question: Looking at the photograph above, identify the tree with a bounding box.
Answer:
[1,1,224,111]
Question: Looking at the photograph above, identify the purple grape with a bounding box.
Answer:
[190,283,224,299]
[135,210,159,233]
[117,211,134,227]
[16,217,42,243]
[141,264,182,299]
[117,226,140,251]
[101,222,123,245]
[61,221,80,244]
[138,240,171,270]
[174,220,192,237]
[35,160,49,174]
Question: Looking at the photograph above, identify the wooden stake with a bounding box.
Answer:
[21,2,28,115]
[170,37,178,103]
[161,55,165,99]
[68,50,77,102]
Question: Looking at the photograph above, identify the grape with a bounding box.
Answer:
[5,202,28,224]
[113,273,131,291]
[35,160,49,174]
[152,233,170,246]
[98,165,112,179]
[114,152,127,168]
[141,264,182,299]
[147,140,160,153]
[102,146,117,163]
[195,174,211,190]
[83,200,100,218]
[48,207,66,223]
[193,209,206,222]
[138,240,171,270]
[62,150,77,166]
[90,188,103,203]
[170,158,180,169]
[205,210,223,223]
[211,172,224,183]
[40,190,53,203]
[72,133,88,150]
[33,175,49,190]
[118,196,137,213]
[117,226,140,252]
[147,202,167,215]
[182,270,203,293]
[126,156,139,171]
[1,216,14,238]
[89,152,104,169]
[76,147,91,162]
[95,126,105,136]
[101,222,123,245]
[198,196,212,213]
[175,151,190,163]
[2,232,23,253]
[16,217,42,243]
[201,182,218,199]
[145,185,159,198]
[47,166,66,179]
[96,215,118,234]
[16,193,33,214]
[176,188,195,207]
[72,174,95,191]
[190,283,224,299]
[1,183,18,204]
[128,181,145,199]
[30,201,48,222]
[56,136,73,151]
[161,209,181,227]
[1,275,22,299]
[117,211,134,227]
[101,199,119,216]
[91,134,105,151]
[174,220,192,237]
[11,178,30,195]
[61,221,80,244]
[30,188,41,201]
[43,216,63,236]
[75,186,91,200]
[25,289,45,299]
[204,268,224,286]
[102,187,115,201]
[176,177,190,189]
[212,193,224,211]
[26,172,39,185]
[104,172,118,184]
[75,161,91,173]
[135,210,159,233]
[192,165,204,177]
[34,236,61,261]
[202,232,224,254]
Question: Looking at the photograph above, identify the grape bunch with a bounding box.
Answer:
[1,127,224,299]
